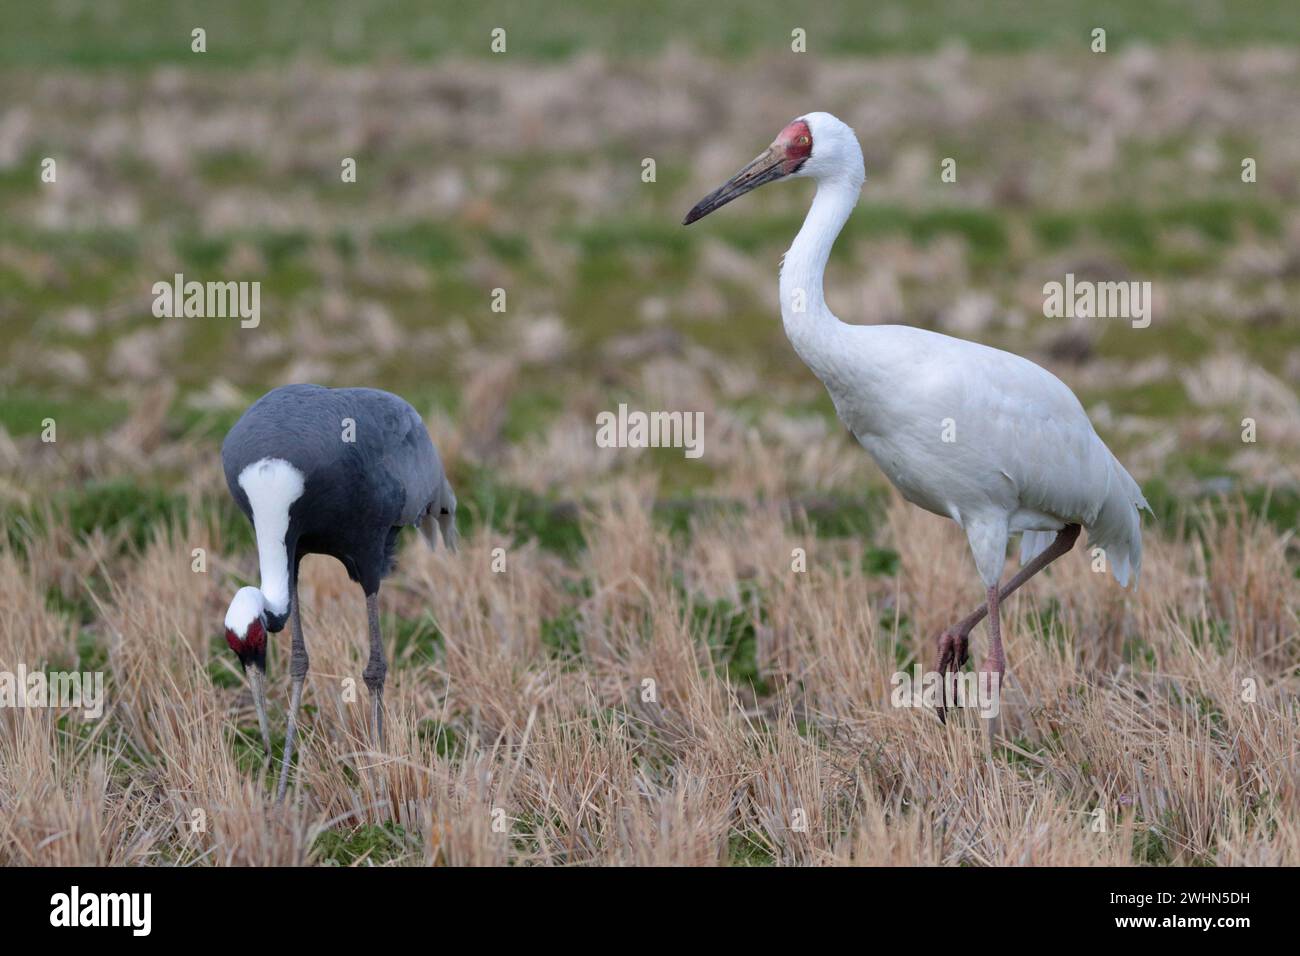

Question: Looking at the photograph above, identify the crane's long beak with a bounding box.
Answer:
[683,145,785,224]
[247,663,272,760]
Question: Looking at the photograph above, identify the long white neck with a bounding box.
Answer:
[237,458,305,618]
[778,176,861,386]
[253,521,291,618]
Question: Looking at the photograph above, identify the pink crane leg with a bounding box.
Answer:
[934,524,1080,723]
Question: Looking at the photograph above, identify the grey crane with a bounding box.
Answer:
[220,384,457,801]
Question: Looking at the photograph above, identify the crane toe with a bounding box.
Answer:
[934,628,970,724]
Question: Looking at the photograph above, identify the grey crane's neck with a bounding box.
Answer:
[778,176,861,383]
[237,457,305,620]
[254,540,291,619]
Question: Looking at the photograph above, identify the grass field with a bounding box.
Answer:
[1,1,1297,865]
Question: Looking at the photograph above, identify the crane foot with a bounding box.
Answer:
[934,628,970,724]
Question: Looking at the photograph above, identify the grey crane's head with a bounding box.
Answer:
[224,586,269,671]
[224,586,272,755]
[682,112,865,225]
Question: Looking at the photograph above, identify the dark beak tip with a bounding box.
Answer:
[682,208,701,226]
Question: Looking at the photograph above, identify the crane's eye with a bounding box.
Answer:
[798,135,810,146]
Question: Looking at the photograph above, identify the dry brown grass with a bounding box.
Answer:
[2,464,1295,867]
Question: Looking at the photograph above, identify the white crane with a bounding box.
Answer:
[683,112,1148,719]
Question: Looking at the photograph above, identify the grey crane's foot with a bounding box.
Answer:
[934,628,970,724]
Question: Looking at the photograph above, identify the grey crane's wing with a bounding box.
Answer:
[220,383,333,508]
[357,389,457,550]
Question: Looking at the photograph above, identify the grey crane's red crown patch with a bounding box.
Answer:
[225,617,266,657]
[777,119,813,173]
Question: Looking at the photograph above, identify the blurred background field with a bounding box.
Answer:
[10,0,1300,64]
[3,0,1299,525]
[1,1,1298,865]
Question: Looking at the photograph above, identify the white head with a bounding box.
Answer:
[223,584,272,756]
[223,585,268,671]
[683,111,865,224]
[791,112,865,186]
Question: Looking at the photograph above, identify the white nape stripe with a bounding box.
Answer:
[237,457,306,617]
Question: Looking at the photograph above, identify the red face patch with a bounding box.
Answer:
[225,617,266,655]
[777,119,813,172]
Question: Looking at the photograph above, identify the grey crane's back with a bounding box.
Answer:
[221,384,448,535]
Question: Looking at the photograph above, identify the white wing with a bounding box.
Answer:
[826,325,1148,587]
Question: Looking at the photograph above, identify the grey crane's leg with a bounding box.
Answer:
[275,574,309,804]
[935,523,1080,723]
[362,591,387,749]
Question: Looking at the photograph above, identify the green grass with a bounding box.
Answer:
[176,234,232,272]
[374,222,463,264]
[541,605,584,659]
[1140,480,1300,539]
[416,718,462,759]
[692,591,771,698]
[314,822,413,865]
[38,480,187,549]
[390,610,444,663]
[863,546,901,577]
[457,474,587,557]
[8,0,1300,68]
[0,391,129,438]
[727,832,777,866]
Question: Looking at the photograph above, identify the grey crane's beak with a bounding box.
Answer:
[683,145,786,225]
[246,664,272,760]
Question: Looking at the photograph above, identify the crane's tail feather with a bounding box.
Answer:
[1018,455,1148,589]
[1085,453,1149,589]
[421,475,459,553]
[1018,530,1057,567]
